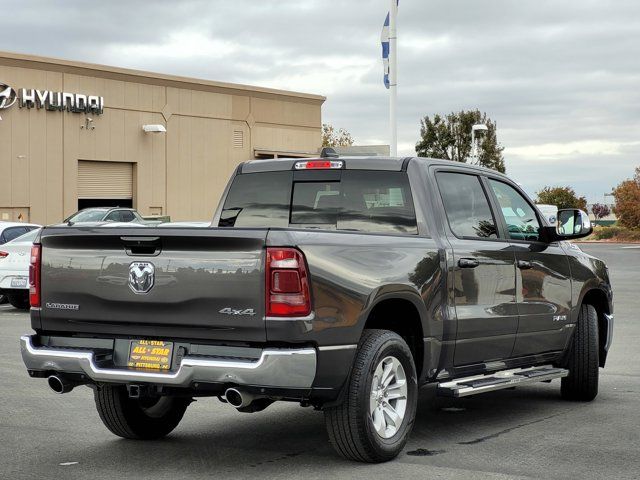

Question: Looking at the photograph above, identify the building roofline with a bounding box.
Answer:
[0,50,326,104]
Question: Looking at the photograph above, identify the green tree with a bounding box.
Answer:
[612,166,640,229]
[536,186,588,210]
[415,109,505,173]
[322,123,354,147]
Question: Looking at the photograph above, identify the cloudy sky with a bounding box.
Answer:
[3,0,639,202]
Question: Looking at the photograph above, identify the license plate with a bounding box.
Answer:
[10,277,27,288]
[127,340,174,371]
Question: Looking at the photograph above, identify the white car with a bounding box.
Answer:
[0,228,40,310]
[0,222,40,245]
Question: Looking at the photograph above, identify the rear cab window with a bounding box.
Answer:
[220,170,417,235]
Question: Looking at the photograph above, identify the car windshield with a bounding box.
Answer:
[8,228,41,244]
[67,210,108,222]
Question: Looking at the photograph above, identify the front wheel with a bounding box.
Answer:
[324,329,418,463]
[561,304,599,401]
[94,385,191,440]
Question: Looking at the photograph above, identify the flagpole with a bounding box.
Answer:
[389,0,398,157]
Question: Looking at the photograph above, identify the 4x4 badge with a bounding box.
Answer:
[219,308,256,316]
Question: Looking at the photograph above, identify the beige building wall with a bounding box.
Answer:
[0,52,324,224]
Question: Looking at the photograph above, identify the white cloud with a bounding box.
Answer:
[1,0,638,201]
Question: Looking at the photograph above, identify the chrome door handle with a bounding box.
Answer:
[458,258,480,269]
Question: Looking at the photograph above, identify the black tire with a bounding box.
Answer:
[7,293,30,310]
[561,304,599,401]
[324,329,418,463]
[94,385,190,440]
[0,294,7,304]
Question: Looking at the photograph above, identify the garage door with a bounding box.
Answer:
[77,161,133,199]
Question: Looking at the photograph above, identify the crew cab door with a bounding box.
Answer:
[486,179,573,356]
[435,171,518,366]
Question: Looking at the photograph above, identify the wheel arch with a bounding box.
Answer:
[360,287,431,380]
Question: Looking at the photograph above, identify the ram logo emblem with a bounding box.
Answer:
[129,262,155,294]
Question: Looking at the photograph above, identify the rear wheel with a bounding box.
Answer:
[0,294,7,304]
[94,385,191,440]
[7,293,29,310]
[561,304,599,401]
[324,329,418,463]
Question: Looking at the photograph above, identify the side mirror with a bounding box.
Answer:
[556,209,592,239]
[540,208,592,242]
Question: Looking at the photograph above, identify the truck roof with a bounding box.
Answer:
[240,156,509,178]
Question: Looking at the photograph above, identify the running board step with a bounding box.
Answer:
[437,365,569,397]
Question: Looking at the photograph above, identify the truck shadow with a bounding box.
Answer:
[54,384,577,472]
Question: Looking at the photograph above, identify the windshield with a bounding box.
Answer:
[8,228,41,244]
[67,210,108,223]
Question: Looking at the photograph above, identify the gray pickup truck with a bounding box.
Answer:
[20,157,614,463]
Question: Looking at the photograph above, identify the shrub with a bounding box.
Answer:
[592,226,623,240]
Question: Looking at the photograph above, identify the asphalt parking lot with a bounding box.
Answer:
[1,243,638,480]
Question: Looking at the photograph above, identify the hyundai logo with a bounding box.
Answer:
[0,83,17,110]
[128,262,155,294]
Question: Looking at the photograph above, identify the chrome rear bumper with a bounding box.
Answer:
[20,335,317,389]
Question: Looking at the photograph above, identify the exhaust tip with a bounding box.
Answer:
[225,388,243,408]
[47,375,73,394]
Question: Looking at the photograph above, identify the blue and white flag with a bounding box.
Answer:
[381,1,399,89]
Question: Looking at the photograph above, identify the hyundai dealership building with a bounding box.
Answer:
[0,51,324,224]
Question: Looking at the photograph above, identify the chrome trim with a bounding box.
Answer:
[20,335,316,389]
[604,313,614,352]
[318,344,358,352]
[438,365,568,398]
[264,313,316,322]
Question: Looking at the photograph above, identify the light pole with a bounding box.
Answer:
[470,124,488,164]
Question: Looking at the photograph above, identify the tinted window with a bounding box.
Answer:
[120,211,135,222]
[290,171,417,234]
[219,172,291,227]
[489,180,541,242]
[221,170,417,234]
[339,171,417,234]
[1,227,27,243]
[291,181,341,225]
[437,172,497,239]
[8,228,40,244]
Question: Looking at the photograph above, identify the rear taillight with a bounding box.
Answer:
[0,251,8,258]
[29,244,41,308]
[266,248,311,317]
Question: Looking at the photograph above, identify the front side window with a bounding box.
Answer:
[436,172,498,239]
[489,180,541,242]
[104,211,121,222]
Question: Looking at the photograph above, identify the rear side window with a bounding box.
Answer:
[1,227,27,243]
[219,172,292,228]
[436,172,498,239]
[220,170,417,234]
[120,211,135,222]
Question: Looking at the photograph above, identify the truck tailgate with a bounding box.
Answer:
[37,227,267,342]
